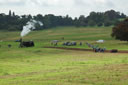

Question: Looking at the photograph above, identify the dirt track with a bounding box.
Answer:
[44,46,128,53]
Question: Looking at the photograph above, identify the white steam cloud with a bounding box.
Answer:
[20,19,43,37]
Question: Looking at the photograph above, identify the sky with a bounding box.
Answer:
[0,0,127,18]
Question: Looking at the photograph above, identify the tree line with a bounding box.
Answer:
[0,10,127,31]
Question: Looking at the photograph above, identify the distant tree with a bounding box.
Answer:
[78,15,88,27]
[120,13,127,18]
[43,14,52,28]
[12,12,15,17]
[86,12,104,25]
[34,14,44,29]
[104,20,112,26]
[73,17,79,27]
[111,18,128,41]
[34,14,43,21]
[61,15,73,26]
[104,10,120,20]
[8,25,20,31]
[88,20,96,26]
[9,10,12,16]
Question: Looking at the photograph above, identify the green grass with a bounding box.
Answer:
[0,26,128,85]
[1,26,127,50]
[0,26,113,41]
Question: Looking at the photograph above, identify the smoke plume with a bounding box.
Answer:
[20,19,43,37]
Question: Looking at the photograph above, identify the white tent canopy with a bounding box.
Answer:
[96,40,104,43]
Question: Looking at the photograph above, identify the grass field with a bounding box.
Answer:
[0,26,128,85]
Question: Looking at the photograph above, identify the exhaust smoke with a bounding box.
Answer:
[20,19,43,37]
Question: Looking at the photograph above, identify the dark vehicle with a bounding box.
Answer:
[110,49,118,53]
[63,41,77,46]
[19,38,34,47]
[20,41,34,47]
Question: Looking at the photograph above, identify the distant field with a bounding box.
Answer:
[0,26,128,50]
[0,26,113,41]
[0,26,128,85]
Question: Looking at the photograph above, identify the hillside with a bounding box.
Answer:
[0,26,112,41]
[0,26,128,50]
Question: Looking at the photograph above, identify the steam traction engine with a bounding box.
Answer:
[19,38,34,47]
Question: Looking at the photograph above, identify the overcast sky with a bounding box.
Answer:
[0,0,127,18]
